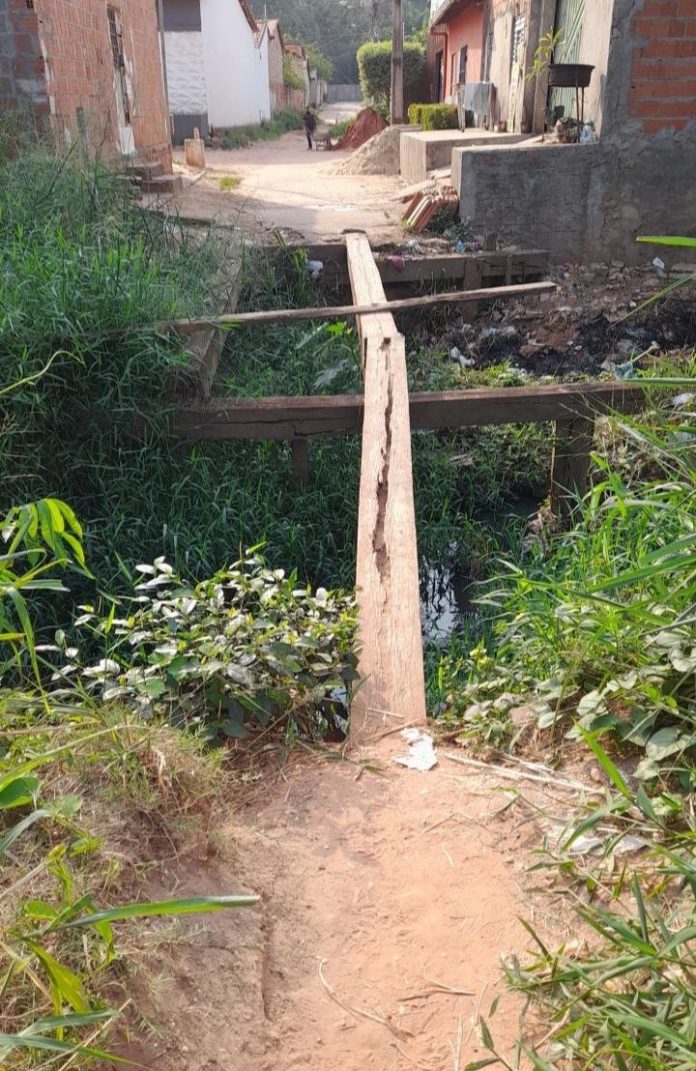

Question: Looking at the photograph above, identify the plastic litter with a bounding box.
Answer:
[307,260,324,277]
[393,728,437,771]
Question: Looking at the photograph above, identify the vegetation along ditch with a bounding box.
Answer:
[3,143,696,1067]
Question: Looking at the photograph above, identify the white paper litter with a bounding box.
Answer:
[393,728,437,771]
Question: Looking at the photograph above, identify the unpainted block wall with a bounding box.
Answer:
[2,0,171,169]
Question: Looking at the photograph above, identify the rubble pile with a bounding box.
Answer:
[337,123,403,175]
[335,107,387,151]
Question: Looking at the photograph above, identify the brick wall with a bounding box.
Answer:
[1,0,51,126]
[630,0,696,134]
[3,0,171,168]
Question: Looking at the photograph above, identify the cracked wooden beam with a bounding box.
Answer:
[346,233,427,743]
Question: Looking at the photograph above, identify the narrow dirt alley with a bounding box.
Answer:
[169,105,405,242]
[129,738,558,1071]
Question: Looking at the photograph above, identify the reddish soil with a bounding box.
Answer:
[121,738,562,1071]
[337,106,387,150]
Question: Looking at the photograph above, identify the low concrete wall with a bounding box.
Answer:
[326,83,362,103]
[400,129,530,184]
[453,129,696,263]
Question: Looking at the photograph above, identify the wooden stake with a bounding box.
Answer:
[550,415,595,519]
[291,438,309,487]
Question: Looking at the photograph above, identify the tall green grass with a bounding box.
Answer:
[0,151,548,645]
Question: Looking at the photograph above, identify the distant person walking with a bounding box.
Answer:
[302,107,317,150]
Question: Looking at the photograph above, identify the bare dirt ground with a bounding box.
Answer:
[167,103,405,242]
[121,737,565,1071]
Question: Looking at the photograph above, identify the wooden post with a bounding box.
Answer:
[391,0,404,124]
[550,416,595,519]
[291,438,309,487]
[346,233,426,743]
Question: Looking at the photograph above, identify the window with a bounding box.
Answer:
[107,7,131,125]
[458,45,468,84]
[511,15,526,67]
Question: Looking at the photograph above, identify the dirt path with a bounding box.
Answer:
[168,104,405,243]
[130,739,559,1071]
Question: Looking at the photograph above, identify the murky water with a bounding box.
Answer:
[420,560,477,645]
[421,497,541,645]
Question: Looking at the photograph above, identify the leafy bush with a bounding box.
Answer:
[62,554,358,740]
[0,503,256,1066]
[283,54,304,89]
[437,392,696,785]
[304,42,333,81]
[356,40,426,106]
[407,103,458,129]
[329,116,355,140]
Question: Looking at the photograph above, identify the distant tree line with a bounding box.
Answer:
[257,0,430,83]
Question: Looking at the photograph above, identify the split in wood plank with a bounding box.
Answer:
[345,232,427,742]
[173,382,644,441]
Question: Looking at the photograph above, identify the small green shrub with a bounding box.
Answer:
[330,116,355,140]
[356,40,426,106]
[283,54,304,89]
[415,103,458,130]
[66,554,358,740]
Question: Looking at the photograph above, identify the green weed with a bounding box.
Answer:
[218,109,303,149]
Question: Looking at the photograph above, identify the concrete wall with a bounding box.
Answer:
[454,0,696,263]
[200,0,270,128]
[401,127,529,181]
[2,0,171,167]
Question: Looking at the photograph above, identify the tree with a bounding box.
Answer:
[259,0,429,83]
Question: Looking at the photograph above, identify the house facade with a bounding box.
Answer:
[1,0,171,169]
[261,18,305,112]
[163,0,271,141]
[429,0,485,102]
[449,0,696,260]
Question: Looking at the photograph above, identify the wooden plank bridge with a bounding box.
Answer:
[171,237,643,744]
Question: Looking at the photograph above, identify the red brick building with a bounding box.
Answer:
[1,0,172,170]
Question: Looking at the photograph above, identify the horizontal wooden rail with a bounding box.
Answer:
[120,281,556,337]
[173,382,644,441]
[276,243,550,287]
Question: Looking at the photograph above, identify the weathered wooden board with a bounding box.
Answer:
[154,281,556,336]
[346,233,427,741]
[173,383,644,440]
[165,270,241,401]
[281,242,550,288]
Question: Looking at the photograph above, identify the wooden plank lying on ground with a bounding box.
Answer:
[149,281,555,336]
[173,382,644,441]
[345,232,427,741]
